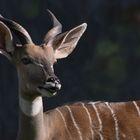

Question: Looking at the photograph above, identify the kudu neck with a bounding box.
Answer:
[17,95,46,140]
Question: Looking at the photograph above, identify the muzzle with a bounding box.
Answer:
[38,76,61,95]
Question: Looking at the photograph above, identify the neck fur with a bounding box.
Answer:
[18,95,46,140]
[19,96,43,117]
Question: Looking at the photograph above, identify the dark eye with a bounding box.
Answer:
[21,57,32,65]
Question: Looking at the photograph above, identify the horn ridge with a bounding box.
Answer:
[0,16,33,45]
[44,10,62,44]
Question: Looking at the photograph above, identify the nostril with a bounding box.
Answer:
[46,77,61,91]
[47,77,60,84]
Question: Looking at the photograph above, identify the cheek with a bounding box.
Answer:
[27,65,46,86]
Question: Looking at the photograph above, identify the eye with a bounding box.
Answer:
[21,57,32,65]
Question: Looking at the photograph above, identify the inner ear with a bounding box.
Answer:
[50,23,87,59]
[0,22,14,52]
[0,21,14,60]
[0,49,12,60]
[0,26,7,51]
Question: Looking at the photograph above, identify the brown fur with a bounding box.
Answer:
[42,101,140,140]
[4,13,139,140]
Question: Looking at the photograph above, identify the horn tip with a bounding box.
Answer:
[47,9,51,13]
[47,9,55,18]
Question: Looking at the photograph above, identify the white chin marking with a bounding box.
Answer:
[19,96,43,117]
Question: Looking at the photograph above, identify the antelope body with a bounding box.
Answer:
[0,11,140,140]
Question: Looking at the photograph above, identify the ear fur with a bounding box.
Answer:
[48,23,87,59]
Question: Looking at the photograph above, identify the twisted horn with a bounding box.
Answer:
[0,15,33,45]
[44,10,62,44]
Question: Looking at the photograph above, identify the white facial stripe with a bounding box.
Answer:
[89,102,103,140]
[56,108,72,138]
[81,103,94,139]
[105,102,119,140]
[33,61,44,67]
[50,65,53,69]
[133,101,140,117]
[19,96,43,117]
[65,105,83,140]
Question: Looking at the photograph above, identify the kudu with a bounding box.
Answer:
[0,11,140,140]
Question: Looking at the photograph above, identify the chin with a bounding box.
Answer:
[37,88,57,97]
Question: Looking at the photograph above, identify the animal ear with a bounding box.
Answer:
[48,23,87,59]
[0,21,14,60]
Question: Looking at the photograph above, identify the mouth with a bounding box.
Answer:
[37,81,61,97]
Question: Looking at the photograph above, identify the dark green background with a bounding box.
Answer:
[0,0,140,139]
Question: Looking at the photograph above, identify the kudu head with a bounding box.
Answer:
[0,11,87,99]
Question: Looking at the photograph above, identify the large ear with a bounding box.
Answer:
[0,21,14,60]
[48,23,87,59]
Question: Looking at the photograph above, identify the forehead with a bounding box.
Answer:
[16,44,55,62]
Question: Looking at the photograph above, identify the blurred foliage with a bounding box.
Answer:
[96,40,126,83]
[96,40,119,57]
[93,40,127,99]
[21,0,41,18]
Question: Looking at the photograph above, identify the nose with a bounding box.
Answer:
[46,76,61,91]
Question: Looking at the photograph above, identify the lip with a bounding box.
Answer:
[38,85,56,93]
[38,82,61,97]
[37,88,56,97]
